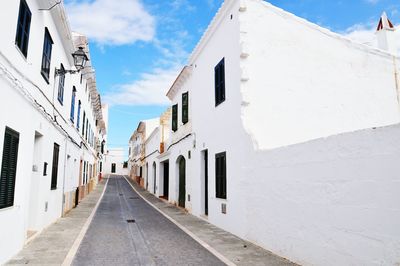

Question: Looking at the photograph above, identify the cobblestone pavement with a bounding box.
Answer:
[72,175,225,266]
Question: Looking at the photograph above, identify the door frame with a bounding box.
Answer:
[177,156,186,208]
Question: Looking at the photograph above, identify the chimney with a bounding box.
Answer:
[376,12,397,55]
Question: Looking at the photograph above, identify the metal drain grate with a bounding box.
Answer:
[129,197,139,199]
[126,219,136,223]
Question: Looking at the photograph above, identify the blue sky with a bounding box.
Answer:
[64,0,400,154]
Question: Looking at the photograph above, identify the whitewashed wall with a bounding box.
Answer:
[244,124,400,266]
[164,0,400,265]
[241,0,400,150]
[187,0,247,237]
[144,128,160,193]
[104,148,128,176]
[0,0,102,263]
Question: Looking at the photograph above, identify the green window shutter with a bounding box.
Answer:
[0,127,20,209]
[172,104,178,132]
[182,92,189,124]
[51,143,60,190]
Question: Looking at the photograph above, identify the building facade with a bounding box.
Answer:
[128,118,159,186]
[0,0,106,263]
[137,0,400,265]
[104,148,128,176]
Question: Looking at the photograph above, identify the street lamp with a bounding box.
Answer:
[55,47,89,76]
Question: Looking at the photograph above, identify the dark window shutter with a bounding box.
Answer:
[70,87,76,122]
[215,152,227,199]
[182,92,189,124]
[0,127,20,209]
[51,143,60,190]
[82,112,86,136]
[58,64,65,104]
[41,28,53,83]
[215,58,225,106]
[172,104,178,132]
[15,0,31,57]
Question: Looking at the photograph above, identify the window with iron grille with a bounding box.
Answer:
[70,87,76,122]
[172,104,178,132]
[182,92,189,124]
[0,127,20,209]
[15,0,32,58]
[51,143,60,190]
[214,58,225,106]
[215,152,227,199]
[41,28,53,83]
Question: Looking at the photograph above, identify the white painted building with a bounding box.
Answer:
[0,0,106,263]
[104,148,128,176]
[128,118,160,186]
[146,0,400,265]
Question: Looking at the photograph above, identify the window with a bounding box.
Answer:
[85,119,88,141]
[70,87,76,122]
[57,64,65,104]
[215,58,225,106]
[182,92,189,124]
[101,141,105,154]
[41,28,53,83]
[82,111,86,137]
[15,0,32,57]
[215,152,226,199]
[51,143,60,190]
[172,104,178,132]
[0,127,20,209]
[77,100,81,129]
[83,161,86,184]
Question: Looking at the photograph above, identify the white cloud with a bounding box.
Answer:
[342,23,377,46]
[65,0,155,46]
[342,22,400,54]
[103,66,182,106]
[365,0,379,4]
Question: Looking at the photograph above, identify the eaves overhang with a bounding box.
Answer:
[166,66,193,101]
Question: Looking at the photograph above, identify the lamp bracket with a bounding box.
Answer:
[55,68,81,77]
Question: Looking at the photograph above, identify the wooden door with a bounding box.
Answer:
[178,157,186,208]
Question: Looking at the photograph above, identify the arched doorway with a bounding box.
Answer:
[153,162,156,194]
[178,156,186,208]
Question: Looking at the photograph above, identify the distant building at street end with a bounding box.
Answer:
[104,148,129,176]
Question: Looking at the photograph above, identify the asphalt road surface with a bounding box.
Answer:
[72,176,225,266]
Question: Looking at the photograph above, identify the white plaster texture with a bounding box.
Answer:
[148,0,400,265]
[240,0,400,150]
[0,0,106,263]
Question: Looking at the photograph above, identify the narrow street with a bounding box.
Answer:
[72,176,225,266]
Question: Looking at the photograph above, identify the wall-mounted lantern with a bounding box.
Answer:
[55,47,89,76]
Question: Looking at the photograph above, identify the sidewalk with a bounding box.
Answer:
[124,176,298,266]
[5,179,106,265]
